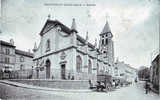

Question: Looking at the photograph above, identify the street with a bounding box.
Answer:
[0,81,159,100]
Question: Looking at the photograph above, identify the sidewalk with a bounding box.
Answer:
[0,80,92,93]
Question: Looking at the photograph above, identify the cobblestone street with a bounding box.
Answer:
[0,81,159,100]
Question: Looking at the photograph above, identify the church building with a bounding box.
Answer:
[33,15,114,80]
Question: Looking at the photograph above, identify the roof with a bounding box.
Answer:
[152,54,159,63]
[15,49,33,58]
[40,19,72,36]
[100,20,112,36]
[40,19,96,50]
[0,40,15,48]
[77,35,95,49]
[101,20,111,34]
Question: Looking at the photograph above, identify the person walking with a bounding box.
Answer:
[145,81,150,94]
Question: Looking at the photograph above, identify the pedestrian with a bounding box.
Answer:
[145,81,149,94]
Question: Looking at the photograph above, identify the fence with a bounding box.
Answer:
[0,69,33,79]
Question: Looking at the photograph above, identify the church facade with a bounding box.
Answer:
[33,16,114,80]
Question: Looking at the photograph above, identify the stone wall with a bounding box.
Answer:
[9,79,90,89]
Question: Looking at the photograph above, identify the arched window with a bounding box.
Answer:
[76,56,82,73]
[88,60,92,74]
[46,39,50,51]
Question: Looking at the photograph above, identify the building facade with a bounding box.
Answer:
[33,17,115,80]
[0,40,16,72]
[114,59,137,83]
[0,39,34,79]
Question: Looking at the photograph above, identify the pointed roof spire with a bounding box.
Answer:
[48,14,51,20]
[86,31,89,41]
[33,42,37,52]
[94,38,97,48]
[101,19,111,34]
[71,18,77,33]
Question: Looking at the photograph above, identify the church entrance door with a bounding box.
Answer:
[46,60,51,79]
[61,64,66,79]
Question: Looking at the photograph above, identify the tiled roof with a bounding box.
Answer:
[0,40,15,47]
[15,49,33,58]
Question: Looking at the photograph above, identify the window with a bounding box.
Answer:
[4,57,10,63]
[46,39,50,52]
[102,39,104,45]
[120,73,124,76]
[5,48,10,55]
[20,64,23,70]
[105,34,108,37]
[105,39,108,45]
[88,60,92,74]
[20,56,24,62]
[76,56,82,73]
[8,58,10,63]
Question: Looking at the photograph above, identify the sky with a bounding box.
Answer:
[0,0,159,69]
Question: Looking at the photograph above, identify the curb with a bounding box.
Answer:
[0,80,92,93]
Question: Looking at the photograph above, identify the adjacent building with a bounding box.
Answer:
[0,39,34,79]
[150,54,159,94]
[33,16,115,80]
[0,39,16,72]
[114,59,137,83]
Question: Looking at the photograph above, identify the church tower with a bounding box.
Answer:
[99,20,114,71]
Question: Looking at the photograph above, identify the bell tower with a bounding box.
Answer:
[99,20,114,68]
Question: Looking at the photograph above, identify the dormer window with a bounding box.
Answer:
[46,39,50,52]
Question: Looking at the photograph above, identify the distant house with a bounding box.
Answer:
[114,59,137,83]
[0,39,34,79]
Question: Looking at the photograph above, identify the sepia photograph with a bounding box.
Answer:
[0,0,159,100]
